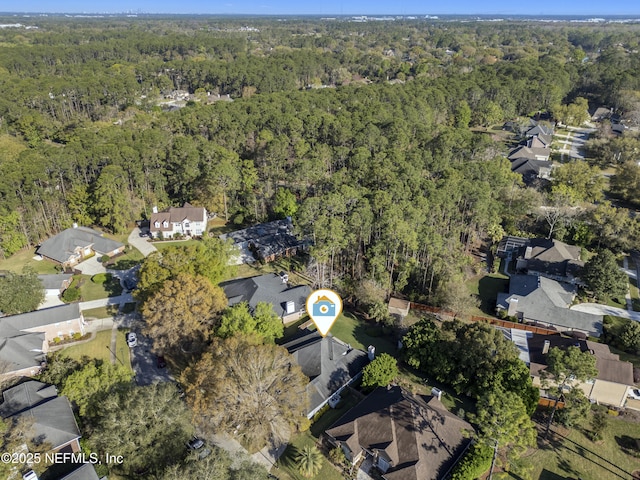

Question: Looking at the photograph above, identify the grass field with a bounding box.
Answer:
[0,248,60,274]
[81,305,120,319]
[154,239,201,250]
[329,312,397,356]
[60,329,132,371]
[523,414,640,480]
[66,274,123,301]
[466,273,509,316]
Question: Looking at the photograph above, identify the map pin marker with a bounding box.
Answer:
[306,289,343,337]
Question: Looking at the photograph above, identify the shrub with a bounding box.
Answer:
[91,273,110,284]
[62,287,81,303]
[100,255,110,263]
[53,337,61,344]
[450,443,493,480]
[72,332,82,340]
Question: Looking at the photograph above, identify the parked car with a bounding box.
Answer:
[187,437,205,450]
[157,355,166,368]
[126,332,137,348]
[628,388,640,400]
[23,471,39,480]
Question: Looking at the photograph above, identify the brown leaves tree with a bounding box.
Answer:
[142,273,227,356]
[181,336,309,451]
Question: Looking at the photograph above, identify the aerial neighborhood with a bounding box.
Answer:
[1,12,640,480]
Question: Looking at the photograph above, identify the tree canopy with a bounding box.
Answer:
[88,383,194,478]
[582,249,628,301]
[142,273,227,356]
[361,353,398,389]
[0,270,44,314]
[181,335,309,451]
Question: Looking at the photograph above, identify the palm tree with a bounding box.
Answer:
[295,444,323,478]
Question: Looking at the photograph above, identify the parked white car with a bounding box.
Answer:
[628,388,640,400]
[126,332,138,348]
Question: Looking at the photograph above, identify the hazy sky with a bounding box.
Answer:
[3,0,640,16]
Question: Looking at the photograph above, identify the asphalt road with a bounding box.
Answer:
[128,329,174,386]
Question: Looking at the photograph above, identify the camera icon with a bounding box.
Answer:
[312,296,336,317]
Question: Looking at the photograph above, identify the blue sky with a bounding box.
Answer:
[3,1,640,16]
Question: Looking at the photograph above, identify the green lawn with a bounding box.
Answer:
[66,274,123,301]
[525,415,640,480]
[280,312,396,357]
[0,248,60,274]
[154,239,201,250]
[107,247,145,270]
[60,329,132,370]
[329,312,397,356]
[466,273,509,316]
[82,305,120,319]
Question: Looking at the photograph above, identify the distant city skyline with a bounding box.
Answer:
[2,1,640,16]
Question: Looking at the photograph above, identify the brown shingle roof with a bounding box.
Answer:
[527,334,634,385]
[150,203,206,233]
[326,386,473,480]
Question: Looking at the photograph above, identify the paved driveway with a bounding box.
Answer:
[128,227,157,257]
[129,329,173,386]
[570,303,640,321]
[75,256,107,275]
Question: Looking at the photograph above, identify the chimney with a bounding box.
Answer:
[431,387,443,401]
[507,297,519,317]
[542,340,551,355]
[285,301,295,315]
[524,246,533,259]
[152,206,158,214]
[367,345,376,361]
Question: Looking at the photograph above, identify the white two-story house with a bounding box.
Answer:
[149,203,208,239]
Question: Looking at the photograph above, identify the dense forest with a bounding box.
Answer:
[1,16,640,303]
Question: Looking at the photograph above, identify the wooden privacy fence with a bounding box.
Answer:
[405,300,560,336]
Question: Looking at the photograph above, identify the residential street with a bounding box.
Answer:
[554,126,596,161]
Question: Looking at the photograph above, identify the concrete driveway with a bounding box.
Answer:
[74,256,107,275]
[128,227,157,257]
[570,303,640,321]
[79,293,133,311]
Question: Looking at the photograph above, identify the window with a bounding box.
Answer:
[185,222,190,228]
[154,221,160,228]
[163,221,169,228]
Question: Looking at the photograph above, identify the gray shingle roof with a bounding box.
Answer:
[497,275,602,337]
[59,464,100,480]
[220,218,310,264]
[38,274,73,290]
[508,146,550,161]
[37,227,123,264]
[0,303,80,331]
[0,381,80,450]
[326,386,473,480]
[221,274,311,318]
[283,332,368,414]
[0,333,46,372]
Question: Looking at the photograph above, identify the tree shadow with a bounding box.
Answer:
[477,275,508,314]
